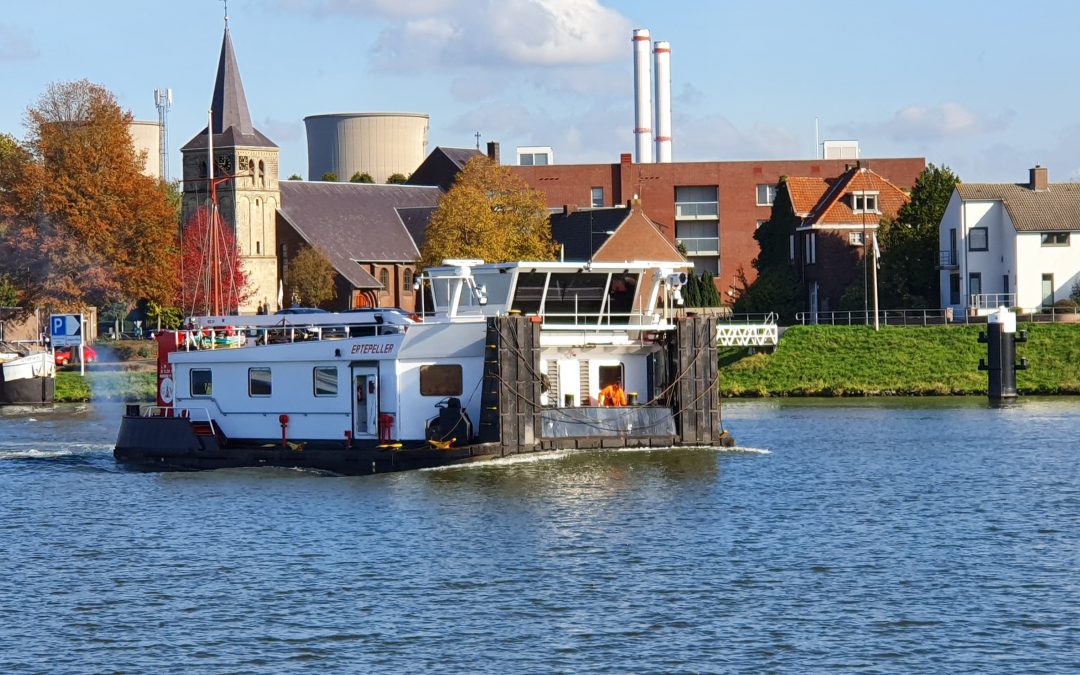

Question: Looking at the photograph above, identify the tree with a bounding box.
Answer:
[285,245,337,307]
[878,164,960,308]
[420,156,555,268]
[288,174,303,180]
[178,205,251,315]
[321,171,338,182]
[350,171,374,183]
[386,172,408,184]
[0,273,18,307]
[732,178,803,321]
[0,81,178,312]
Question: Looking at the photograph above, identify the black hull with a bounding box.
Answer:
[112,414,724,476]
[0,375,54,405]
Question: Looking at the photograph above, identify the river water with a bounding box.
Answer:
[0,398,1076,673]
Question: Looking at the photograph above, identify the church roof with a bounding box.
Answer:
[182,28,276,151]
[277,182,442,288]
[407,147,482,191]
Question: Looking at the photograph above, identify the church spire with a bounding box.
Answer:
[210,26,253,137]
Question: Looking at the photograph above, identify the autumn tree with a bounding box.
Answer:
[732,177,803,321]
[285,245,337,308]
[878,164,960,308]
[0,81,178,312]
[420,156,554,269]
[386,172,408,184]
[178,205,251,315]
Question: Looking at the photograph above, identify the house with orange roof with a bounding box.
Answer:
[783,163,911,315]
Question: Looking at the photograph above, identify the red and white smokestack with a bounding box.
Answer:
[632,28,653,164]
[653,40,672,163]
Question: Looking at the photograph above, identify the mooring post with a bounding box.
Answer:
[978,307,1028,402]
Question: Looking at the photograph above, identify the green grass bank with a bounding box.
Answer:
[719,324,1080,397]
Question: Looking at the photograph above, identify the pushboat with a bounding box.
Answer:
[114,259,733,475]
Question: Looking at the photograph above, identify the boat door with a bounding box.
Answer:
[352,367,378,436]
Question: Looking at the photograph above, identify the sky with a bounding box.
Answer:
[3,0,1080,184]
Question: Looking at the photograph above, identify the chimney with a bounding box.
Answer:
[563,204,577,215]
[1030,165,1048,191]
[653,40,672,163]
[620,152,632,164]
[632,28,653,164]
[486,141,500,164]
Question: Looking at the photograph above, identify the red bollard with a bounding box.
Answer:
[279,414,289,448]
[344,430,352,448]
[378,413,395,444]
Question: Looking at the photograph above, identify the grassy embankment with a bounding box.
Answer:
[55,340,156,403]
[55,326,1080,401]
[720,323,1080,397]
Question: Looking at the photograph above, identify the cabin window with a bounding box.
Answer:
[249,368,272,397]
[191,369,212,397]
[419,364,463,396]
[314,367,338,396]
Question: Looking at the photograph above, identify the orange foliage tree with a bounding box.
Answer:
[0,80,178,312]
[178,205,251,316]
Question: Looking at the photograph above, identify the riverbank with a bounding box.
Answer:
[720,324,1080,397]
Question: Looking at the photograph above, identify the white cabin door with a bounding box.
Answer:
[352,368,378,437]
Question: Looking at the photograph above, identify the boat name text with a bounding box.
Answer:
[351,343,394,355]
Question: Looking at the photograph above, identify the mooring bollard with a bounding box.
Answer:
[978,307,1028,402]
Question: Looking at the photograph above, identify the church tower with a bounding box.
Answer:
[181,24,279,314]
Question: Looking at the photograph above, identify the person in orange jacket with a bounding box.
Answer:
[599,378,627,406]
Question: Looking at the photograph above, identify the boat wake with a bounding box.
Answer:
[0,443,115,465]
[422,444,770,472]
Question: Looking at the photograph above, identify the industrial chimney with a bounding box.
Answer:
[632,28,653,164]
[653,41,672,163]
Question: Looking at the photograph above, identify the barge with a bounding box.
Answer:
[114,259,733,474]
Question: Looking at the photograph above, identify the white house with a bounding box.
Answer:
[939,166,1080,314]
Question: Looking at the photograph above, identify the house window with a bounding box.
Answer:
[379,269,389,289]
[756,184,776,206]
[190,369,212,397]
[1042,274,1055,307]
[849,231,865,246]
[675,186,719,219]
[249,368,272,397]
[675,221,718,255]
[675,186,720,268]
[419,364,463,396]
[949,274,960,305]
[590,187,604,208]
[314,367,337,397]
[969,273,982,299]
[804,233,817,264]
[1041,232,1070,246]
[403,268,413,291]
[852,192,879,213]
[969,227,988,251]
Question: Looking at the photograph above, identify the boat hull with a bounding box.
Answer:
[112,414,709,475]
[0,353,54,405]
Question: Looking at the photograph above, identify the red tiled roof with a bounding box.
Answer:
[786,167,910,229]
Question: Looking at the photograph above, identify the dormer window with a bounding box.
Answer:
[852,191,879,214]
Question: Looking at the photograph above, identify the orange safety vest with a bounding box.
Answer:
[600,384,626,407]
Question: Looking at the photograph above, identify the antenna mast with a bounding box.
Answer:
[154,88,172,181]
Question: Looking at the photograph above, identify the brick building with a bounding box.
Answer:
[510,155,924,296]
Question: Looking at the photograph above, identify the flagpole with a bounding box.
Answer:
[872,232,880,331]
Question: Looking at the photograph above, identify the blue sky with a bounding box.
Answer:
[2,0,1078,184]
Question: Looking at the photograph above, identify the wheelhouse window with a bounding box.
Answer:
[191,369,212,397]
[419,364,462,396]
[756,184,776,206]
[969,227,988,251]
[1041,232,1070,246]
[249,368,272,397]
[314,367,338,397]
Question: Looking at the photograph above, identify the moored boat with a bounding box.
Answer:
[0,342,55,405]
[114,259,733,474]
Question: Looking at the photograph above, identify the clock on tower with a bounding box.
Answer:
[215,153,233,173]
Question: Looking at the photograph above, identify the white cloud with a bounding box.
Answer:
[878,102,1014,142]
